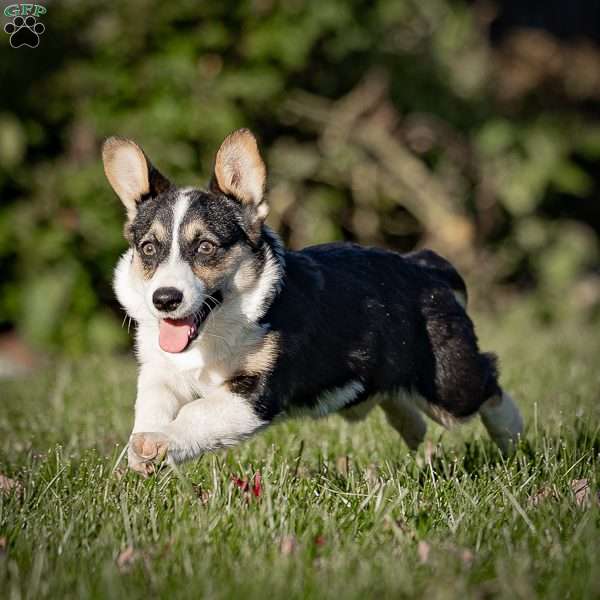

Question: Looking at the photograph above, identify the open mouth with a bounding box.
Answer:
[158,291,223,353]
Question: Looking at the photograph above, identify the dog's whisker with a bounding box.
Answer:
[205,292,222,303]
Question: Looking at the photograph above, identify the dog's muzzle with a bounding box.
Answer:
[158,290,223,353]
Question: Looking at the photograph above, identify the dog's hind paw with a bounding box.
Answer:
[128,432,171,477]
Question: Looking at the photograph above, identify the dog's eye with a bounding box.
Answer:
[141,241,156,256]
[197,240,216,256]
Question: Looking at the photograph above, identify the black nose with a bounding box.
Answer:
[152,287,183,312]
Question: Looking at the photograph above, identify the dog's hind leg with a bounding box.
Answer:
[380,393,427,450]
[479,390,523,454]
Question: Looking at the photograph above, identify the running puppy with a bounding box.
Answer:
[103,129,523,476]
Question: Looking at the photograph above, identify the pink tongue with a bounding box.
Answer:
[159,317,194,353]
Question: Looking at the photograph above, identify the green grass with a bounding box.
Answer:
[1,302,599,599]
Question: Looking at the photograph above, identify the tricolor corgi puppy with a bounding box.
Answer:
[102,129,523,476]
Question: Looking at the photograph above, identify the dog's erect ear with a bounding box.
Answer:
[211,129,268,228]
[102,137,171,220]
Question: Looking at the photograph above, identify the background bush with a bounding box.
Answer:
[0,0,599,354]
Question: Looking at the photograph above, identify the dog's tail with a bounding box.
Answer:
[405,249,468,308]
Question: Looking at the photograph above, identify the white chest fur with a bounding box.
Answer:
[136,311,269,401]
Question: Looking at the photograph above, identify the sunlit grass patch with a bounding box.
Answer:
[1,303,599,599]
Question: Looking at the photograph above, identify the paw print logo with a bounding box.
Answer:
[4,15,45,48]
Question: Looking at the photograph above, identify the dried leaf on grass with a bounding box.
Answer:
[416,541,473,567]
[444,542,475,567]
[279,535,297,556]
[528,480,597,509]
[0,474,23,496]
[528,485,558,507]
[294,465,310,479]
[336,456,350,476]
[384,515,416,540]
[112,468,127,481]
[192,484,212,505]
[116,545,139,572]
[365,463,380,486]
[460,548,475,566]
[417,540,430,564]
[571,479,593,508]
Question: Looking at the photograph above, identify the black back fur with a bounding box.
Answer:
[257,242,499,421]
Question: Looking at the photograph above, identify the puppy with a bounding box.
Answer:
[102,129,523,476]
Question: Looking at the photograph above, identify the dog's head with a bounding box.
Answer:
[103,129,276,353]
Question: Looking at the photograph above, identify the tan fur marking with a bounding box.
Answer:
[181,221,205,245]
[222,332,279,395]
[243,332,280,374]
[149,221,169,244]
[189,319,275,392]
[191,244,253,291]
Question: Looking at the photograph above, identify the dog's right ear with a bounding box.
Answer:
[102,137,171,220]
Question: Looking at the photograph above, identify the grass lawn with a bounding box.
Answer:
[1,302,599,599]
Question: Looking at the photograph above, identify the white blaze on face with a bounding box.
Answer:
[146,192,206,353]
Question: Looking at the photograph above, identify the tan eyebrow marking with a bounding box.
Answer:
[148,220,168,243]
[181,220,205,244]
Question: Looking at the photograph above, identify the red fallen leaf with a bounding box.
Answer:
[231,476,249,492]
[0,537,6,555]
[251,472,262,498]
[314,535,326,546]
[231,472,262,499]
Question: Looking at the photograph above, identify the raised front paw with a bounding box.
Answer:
[128,432,171,477]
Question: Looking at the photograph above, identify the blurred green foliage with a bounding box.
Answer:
[0,0,599,354]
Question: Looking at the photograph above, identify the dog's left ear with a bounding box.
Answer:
[211,129,268,232]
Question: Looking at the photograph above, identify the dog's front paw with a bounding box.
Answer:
[128,432,171,477]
